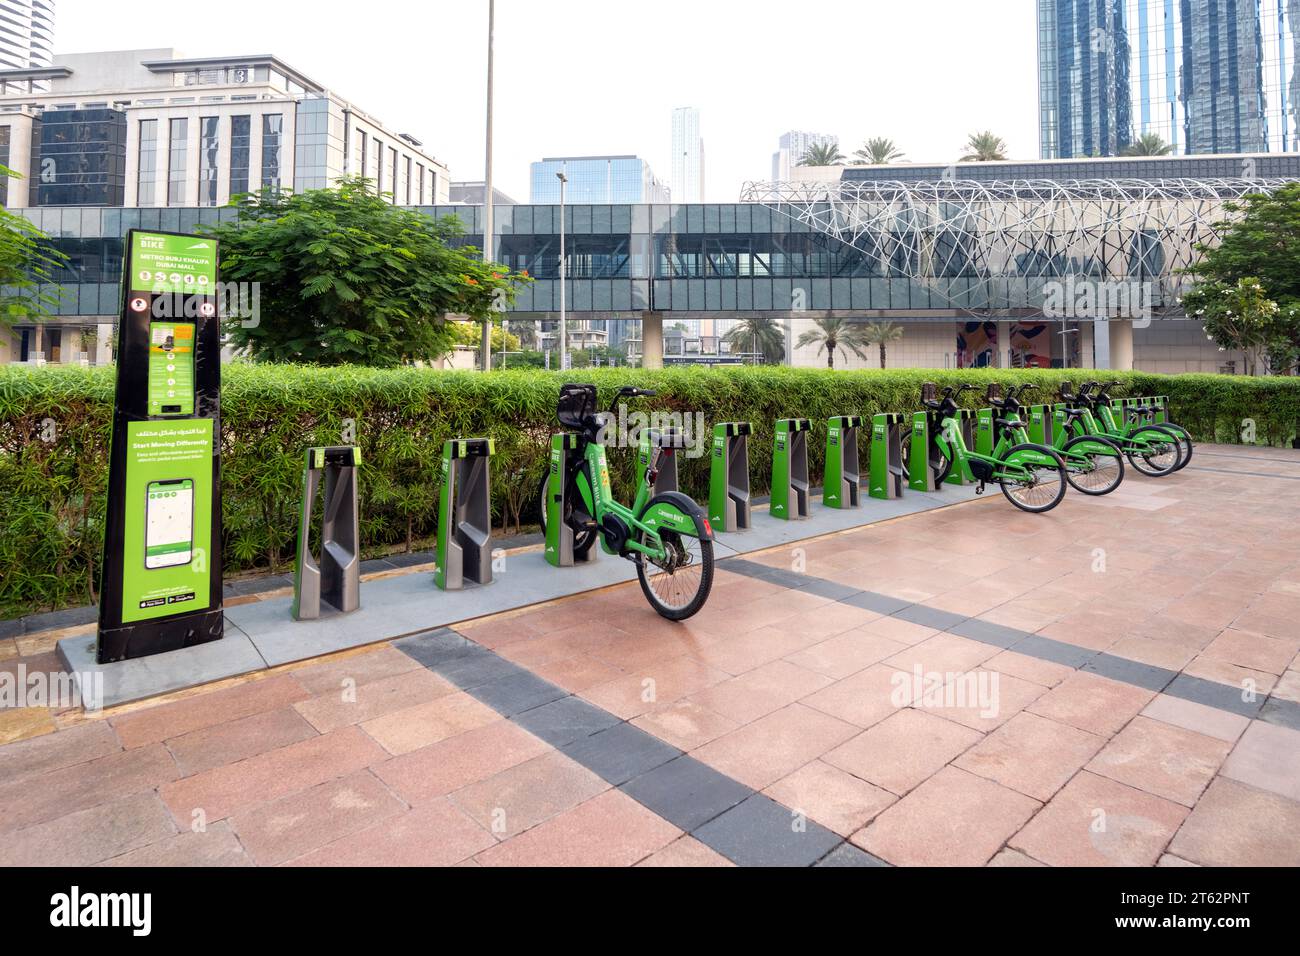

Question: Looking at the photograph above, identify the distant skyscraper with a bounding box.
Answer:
[772,130,838,179]
[1040,0,1300,157]
[671,107,704,202]
[0,1,55,87]
[529,155,670,203]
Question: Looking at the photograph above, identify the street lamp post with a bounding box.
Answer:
[480,0,496,372]
[557,170,568,372]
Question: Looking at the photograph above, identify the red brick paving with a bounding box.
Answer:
[0,444,1297,866]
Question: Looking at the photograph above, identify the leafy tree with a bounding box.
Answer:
[203,177,527,366]
[724,316,786,365]
[1183,183,1300,375]
[961,131,1008,162]
[798,142,846,167]
[450,318,519,354]
[794,316,871,369]
[1186,278,1278,376]
[0,165,66,328]
[1122,133,1173,156]
[854,137,905,165]
[862,321,905,368]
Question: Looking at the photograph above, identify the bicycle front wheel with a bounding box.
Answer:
[1125,427,1182,476]
[635,530,714,621]
[1062,435,1125,496]
[900,430,953,487]
[998,444,1068,513]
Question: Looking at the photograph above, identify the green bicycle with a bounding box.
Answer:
[537,384,715,620]
[1063,382,1182,477]
[923,384,1069,513]
[1101,382,1194,472]
[998,385,1126,496]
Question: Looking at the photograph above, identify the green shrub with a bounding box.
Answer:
[2,363,1297,617]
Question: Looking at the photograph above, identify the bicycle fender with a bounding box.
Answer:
[639,492,713,540]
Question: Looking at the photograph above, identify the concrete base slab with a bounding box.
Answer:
[56,623,266,711]
[58,485,980,708]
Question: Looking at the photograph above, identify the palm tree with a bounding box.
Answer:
[861,321,905,368]
[961,131,1008,162]
[724,317,786,365]
[798,141,846,167]
[1122,133,1173,156]
[854,137,905,165]
[794,317,871,369]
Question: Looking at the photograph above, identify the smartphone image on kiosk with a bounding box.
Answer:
[145,479,194,569]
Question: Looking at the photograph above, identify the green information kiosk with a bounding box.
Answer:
[97,230,223,664]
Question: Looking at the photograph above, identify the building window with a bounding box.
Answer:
[390,147,398,204]
[416,163,424,205]
[404,156,412,204]
[261,113,282,190]
[374,138,383,194]
[167,117,188,205]
[229,115,250,197]
[357,129,368,178]
[0,126,9,206]
[137,119,158,205]
[198,116,219,206]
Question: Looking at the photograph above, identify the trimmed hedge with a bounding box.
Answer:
[2,363,1298,617]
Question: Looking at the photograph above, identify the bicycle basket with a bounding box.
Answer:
[557,383,598,430]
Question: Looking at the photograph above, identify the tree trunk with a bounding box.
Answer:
[879,343,887,369]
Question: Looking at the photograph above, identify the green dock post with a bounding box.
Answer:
[545,433,596,568]
[1026,405,1054,446]
[771,418,811,520]
[944,410,977,485]
[975,407,995,457]
[435,438,494,591]
[709,422,752,531]
[869,412,906,500]
[824,415,863,508]
[908,411,934,492]
[1154,395,1168,424]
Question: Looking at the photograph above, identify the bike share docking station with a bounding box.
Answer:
[292,446,361,621]
[435,438,495,591]
[546,432,599,567]
[709,422,753,531]
[771,418,812,519]
[638,426,689,495]
[870,413,908,500]
[824,416,863,509]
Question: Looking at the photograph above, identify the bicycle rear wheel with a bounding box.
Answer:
[998,444,1068,513]
[635,530,713,621]
[1125,427,1182,476]
[537,471,598,553]
[1061,435,1124,496]
[900,431,953,487]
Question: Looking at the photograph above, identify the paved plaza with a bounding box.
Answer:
[2,445,1298,867]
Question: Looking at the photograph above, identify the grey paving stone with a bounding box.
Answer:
[693,794,843,867]
[620,756,753,833]
[434,649,523,690]
[893,604,969,631]
[360,558,397,574]
[948,617,1032,649]
[394,627,482,668]
[468,670,567,716]
[225,574,293,597]
[1164,674,1265,719]
[560,722,682,786]
[1083,653,1178,692]
[1258,696,1300,732]
[384,551,437,569]
[511,695,622,747]
[0,618,24,640]
[798,579,864,601]
[814,843,890,867]
[1012,634,1099,670]
[842,591,913,615]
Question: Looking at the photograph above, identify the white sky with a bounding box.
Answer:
[57,0,1041,202]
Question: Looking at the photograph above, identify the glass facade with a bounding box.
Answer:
[293,97,341,192]
[18,189,1264,320]
[1043,0,1300,156]
[167,118,187,205]
[137,119,158,206]
[530,156,670,204]
[261,113,282,190]
[198,116,219,206]
[27,108,128,206]
[229,115,250,197]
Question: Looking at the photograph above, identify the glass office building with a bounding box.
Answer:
[26,107,127,206]
[529,156,670,204]
[1043,1,1300,157]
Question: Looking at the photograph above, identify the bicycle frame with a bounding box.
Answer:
[550,435,708,564]
[933,411,1059,483]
